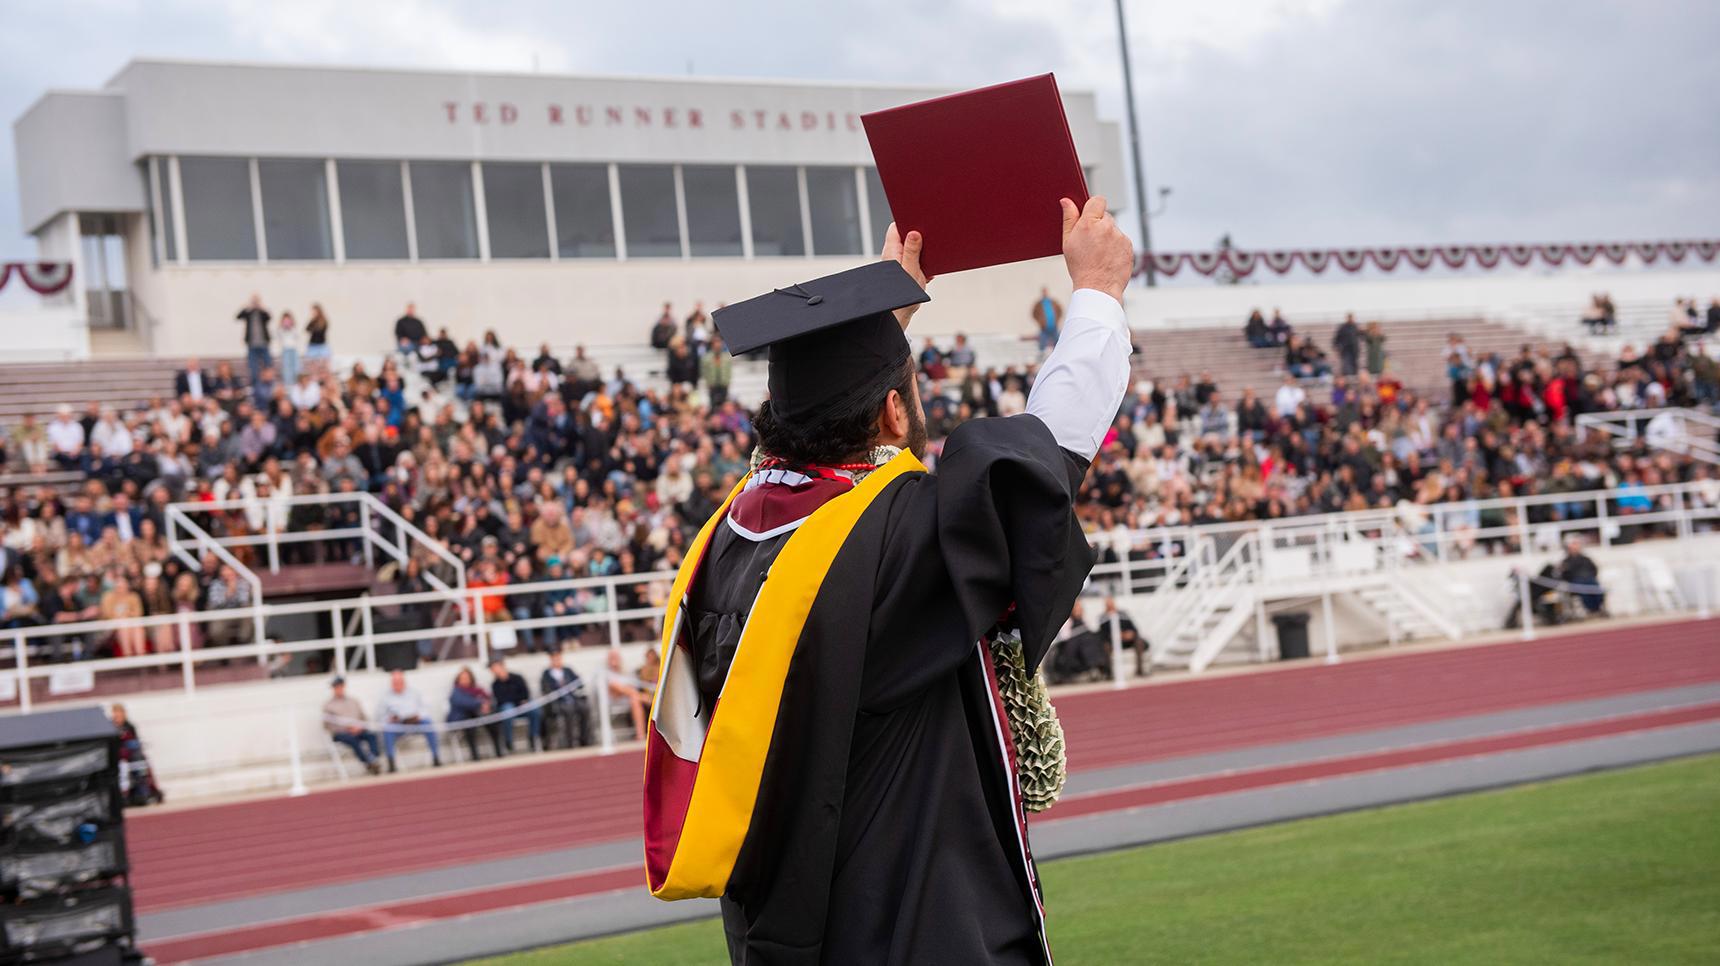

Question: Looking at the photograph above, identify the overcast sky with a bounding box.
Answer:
[3,0,1716,260]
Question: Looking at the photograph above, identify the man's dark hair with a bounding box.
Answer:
[754,355,915,466]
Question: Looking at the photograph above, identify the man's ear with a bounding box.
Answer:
[879,389,910,444]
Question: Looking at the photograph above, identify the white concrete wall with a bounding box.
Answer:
[1124,267,1720,332]
[12,91,140,233]
[138,253,1072,356]
[45,642,654,801]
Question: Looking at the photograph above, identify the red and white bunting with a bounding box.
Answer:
[1149,252,1184,276]
[1134,240,1718,278]
[0,261,75,296]
[1224,251,1257,276]
[1187,251,1224,276]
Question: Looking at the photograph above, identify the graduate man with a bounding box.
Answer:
[644,196,1135,965]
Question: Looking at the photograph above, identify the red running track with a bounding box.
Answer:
[126,618,1720,913]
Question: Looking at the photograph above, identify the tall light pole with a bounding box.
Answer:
[1113,0,1156,286]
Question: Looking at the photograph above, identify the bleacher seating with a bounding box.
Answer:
[1131,316,1609,405]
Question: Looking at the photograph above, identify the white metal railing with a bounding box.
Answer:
[167,492,468,591]
[1085,479,1720,588]
[6,479,1718,709]
[1576,408,1720,465]
[2,569,674,712]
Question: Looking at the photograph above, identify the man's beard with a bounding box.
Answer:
[904,397,929,460]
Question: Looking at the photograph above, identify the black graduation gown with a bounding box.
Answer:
[686,414,1091,965]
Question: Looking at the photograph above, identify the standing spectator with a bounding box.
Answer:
[1333,313,1361,376]
[236,294,272,386]
[1364,321,1389,376]
[489,658,541,753]
[303,304,332,377]
[946,334,977,381]
[701,336,733,406]
[322,677,382,774]
[47,405,85,468]
[650,303,676,349]
[447,666,503,760]
[685,301,712,354]
[394,302,428,351]
[1031,286,1063,352]
[540,650,591,749]
[278,311,301,385]
[379,670,441,771]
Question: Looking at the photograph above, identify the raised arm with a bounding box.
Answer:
[1026,196,1136,460]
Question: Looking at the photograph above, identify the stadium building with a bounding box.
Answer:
[13,59,1126,356]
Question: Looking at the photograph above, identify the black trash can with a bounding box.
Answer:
[1272,613,1311,661]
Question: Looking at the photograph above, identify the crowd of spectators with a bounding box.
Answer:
[2,293,1718,667]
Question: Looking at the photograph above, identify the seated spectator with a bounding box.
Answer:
[41,573,98,661]
[1557,540,1606,616]
[111,704,163,807]
[99,571,147,658]
[1274,374,1306,419]
[1267,308,1292,346]
[507,557,546,651]
[175,357,209,400]
[204,565,255,647]
[322,677,382,775]
[379,670,441,771]
[0,566,40,630]
[946,333,977,377]
[1244,308,1271,348]
[46,405,85,469]
[606,649,652,739]
[1286,335,1332,379]
[448,665,503,760]
[490,658,541,753]
[649,303,676,349]
[540,649,591,749]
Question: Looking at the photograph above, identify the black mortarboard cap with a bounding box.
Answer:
[713,261,928,422]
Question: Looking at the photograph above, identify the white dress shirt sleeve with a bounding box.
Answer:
[1024,289,1133,461]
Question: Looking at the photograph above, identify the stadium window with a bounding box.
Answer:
[682,164,743,257]
[805,166,863,257]
[257,159,333,261]
[178,156,257,261]
[483,162,550,259]
[409,160,479,259]
[617,164,681,258]
[864,167,893,254]
[746,165,805,257]
[148,157,178,263]
[336,160,410,260]
[549,163,616,258]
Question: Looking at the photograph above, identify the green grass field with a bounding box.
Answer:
[471,753,1720,965]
